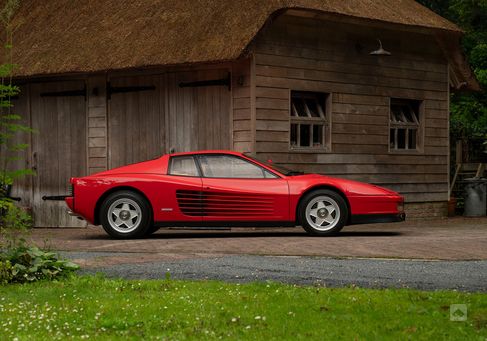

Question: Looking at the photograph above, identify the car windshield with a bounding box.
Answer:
[244,154,305,176]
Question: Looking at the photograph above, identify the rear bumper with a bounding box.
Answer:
[65,197,85,220]
[65,196,74,211]
[67,210,85,220]
[350,213,406,225]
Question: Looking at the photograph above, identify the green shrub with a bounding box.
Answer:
[0,201,32,249]
[1,246,79,283]
[0,260,13,284]
[0,201,32,231]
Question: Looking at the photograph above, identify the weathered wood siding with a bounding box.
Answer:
[29,81,87,227]
[87,75,108,174]
[106,69,231,169]
[167,69,231,152]
[232,59,253,153]
[108,75,164,168]
[252,15,449,202]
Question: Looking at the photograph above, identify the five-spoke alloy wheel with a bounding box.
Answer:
[298,189,348,235]
[100,191,152,239]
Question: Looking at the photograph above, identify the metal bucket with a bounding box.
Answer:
[464,178,487,217]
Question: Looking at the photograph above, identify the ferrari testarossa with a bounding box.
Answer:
[65,150,405,238]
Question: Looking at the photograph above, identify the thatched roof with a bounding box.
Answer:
[8,0,478,90]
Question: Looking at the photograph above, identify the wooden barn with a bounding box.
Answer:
[6,0,478,227]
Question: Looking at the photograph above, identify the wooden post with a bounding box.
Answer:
[455,140,462,165]
[87,74,108,174]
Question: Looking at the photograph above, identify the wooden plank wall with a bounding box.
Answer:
[29,81,87,227]
[107,69,231,168]
[108,75,164,168]
[87,75,108,174]
[252,15,449,202]
[232,59,253,153]
[167,69,231,153]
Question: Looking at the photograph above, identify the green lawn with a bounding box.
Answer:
[0,276,486,340]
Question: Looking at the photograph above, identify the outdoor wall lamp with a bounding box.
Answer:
[370,39,391,56]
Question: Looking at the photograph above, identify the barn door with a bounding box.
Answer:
[167,69,231,152]
[30,81,87,227]
[108,76,164,169]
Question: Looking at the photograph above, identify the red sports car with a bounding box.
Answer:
[65,150,405,238]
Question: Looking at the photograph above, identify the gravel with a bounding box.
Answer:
[61,252,487,292]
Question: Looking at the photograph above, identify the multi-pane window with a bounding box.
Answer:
[389,99,422,151]
[290,91,328,149]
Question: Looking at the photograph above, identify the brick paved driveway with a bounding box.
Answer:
[26,217,487,268]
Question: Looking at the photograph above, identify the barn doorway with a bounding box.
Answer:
[29,81,87,227]
[166,69,231,152]
[107,69,231,167]
[107,75,164,169]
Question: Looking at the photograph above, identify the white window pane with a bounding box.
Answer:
[170,156,199,176]
[199,155,269,178]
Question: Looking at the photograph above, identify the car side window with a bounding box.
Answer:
[169,156,200,177]
[198,155,277,179]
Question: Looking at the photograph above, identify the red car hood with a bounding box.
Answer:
[291,173,399,196]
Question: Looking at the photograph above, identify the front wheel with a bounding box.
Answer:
[298,189,348,236]
[100,191,152,239]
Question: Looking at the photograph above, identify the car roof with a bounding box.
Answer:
[168,150,244,157]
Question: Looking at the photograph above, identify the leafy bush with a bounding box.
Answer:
[0,201,32,251]
[0,246,79,284]
[0,260,13,284]
[1,202,32,231]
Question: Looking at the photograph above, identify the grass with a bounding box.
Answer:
[0,276,486,340]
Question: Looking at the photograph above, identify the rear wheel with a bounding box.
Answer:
[298,189,348,236]
[100,191,152,239]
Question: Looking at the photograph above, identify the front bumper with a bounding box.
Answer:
[349,213,406,225]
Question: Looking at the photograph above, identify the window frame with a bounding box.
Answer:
[195,154,281,179]
[289,90,331,152]
[168,155,201,177]
[388,98,424,154]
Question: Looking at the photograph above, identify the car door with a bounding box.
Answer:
[157,155,203,222]
[197,154,290,222]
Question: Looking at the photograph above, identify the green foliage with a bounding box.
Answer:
[0,0,33,187]
[0,245,79,284]
[0,201,31,231]
[0,0,34,240]
[0,201,32,249]
[0,0,67,287]
[0,260,13,284]
[0,0,19,26]
[417,0,487,139]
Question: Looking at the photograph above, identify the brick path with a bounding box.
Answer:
[24,217,487,268]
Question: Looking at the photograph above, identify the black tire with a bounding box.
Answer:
[99,190,152,239]
[145,224,160,236]
[298,189,348,236]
